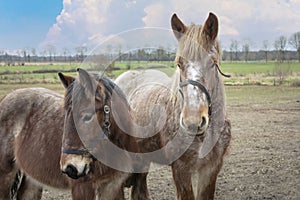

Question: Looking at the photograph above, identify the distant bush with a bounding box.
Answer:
[291,80,300,87]
[273,63,291,85]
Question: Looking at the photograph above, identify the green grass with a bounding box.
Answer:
[0,63,79,73]
[0,61,300,85]
[221,61,300,76]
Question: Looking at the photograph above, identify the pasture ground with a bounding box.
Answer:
[0,63,299,199]
[1,84,297,200]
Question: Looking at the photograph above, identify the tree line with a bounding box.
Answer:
[1,32,299,65]
[225,32,300,62]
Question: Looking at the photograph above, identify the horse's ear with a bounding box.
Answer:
[171,13,186,40]
[202,12,219,42]
[77,68,98,94]
[58,72,75,89]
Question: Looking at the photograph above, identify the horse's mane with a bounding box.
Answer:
[176,23,221,63]
[169,68,181,103]
[97,75,129,107]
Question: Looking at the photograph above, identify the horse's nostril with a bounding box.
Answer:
[200,117,207,128]
[64,164,79,179]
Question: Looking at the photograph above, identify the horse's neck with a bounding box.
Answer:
[210,78,227,129]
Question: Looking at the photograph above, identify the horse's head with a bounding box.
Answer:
[58,69,119,179]
[171,13,227,136]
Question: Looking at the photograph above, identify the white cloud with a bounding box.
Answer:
[142,3,171,27]
[41,0,147,50]
[41,0,300,51]
[142,0,300,49]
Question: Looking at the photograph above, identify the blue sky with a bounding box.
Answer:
[0,0,299,54]
[0,0,62,51]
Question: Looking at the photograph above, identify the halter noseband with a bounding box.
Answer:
[61,103,111,160]
[179,79,212,115]
[178,63,230,117]
[61,147,96,160]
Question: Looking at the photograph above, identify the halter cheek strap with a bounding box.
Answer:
[214,63,231,78]
[103,105,111,139]
[61,104,111,159]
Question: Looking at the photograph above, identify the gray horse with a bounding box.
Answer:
[115,12,231,199]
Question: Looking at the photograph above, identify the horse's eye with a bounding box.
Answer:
[82,113,94,123]
[177,63,184,70]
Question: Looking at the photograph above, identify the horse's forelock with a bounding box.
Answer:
[177,23,220,62]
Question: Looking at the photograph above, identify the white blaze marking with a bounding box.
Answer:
[185,62,207,107]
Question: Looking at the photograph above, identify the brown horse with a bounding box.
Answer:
[115,12,231,199]
[0,69,139,199]
[0,87,67,200]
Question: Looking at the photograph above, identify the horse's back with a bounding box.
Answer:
[0,88,70,189]
[1,87,61,116]
[115,70,171,128]
[115,69,170,99]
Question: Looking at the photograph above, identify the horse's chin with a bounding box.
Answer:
[196,127,208,137]
[179,124,206,138]
[187,130,206,137]
[179,116,207,137]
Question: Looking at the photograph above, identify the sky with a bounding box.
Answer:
[0,0,300,54]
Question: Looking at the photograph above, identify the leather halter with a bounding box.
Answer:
[61,147,96,159]
[179,79,212,115]
[178,63,230,117]
[61,104,111,160]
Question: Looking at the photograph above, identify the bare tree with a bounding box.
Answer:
[23,47,33,63]
[262,40,270,63]
[40,50,48,62]
[62,48,69,63]
[117,45,122,62]
[274,36,287,62]
[46,45,56,63]
[242,40,250,62]
[289,31,300,62]
[31,48,36,62]
[22,49,27,63]
[0,49,5,63]
[75,46,87,62]
[230,40,239,61]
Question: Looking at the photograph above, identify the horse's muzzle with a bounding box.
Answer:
[62,164,78,179]
[180,115,209,136]
[61,163,89,179]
